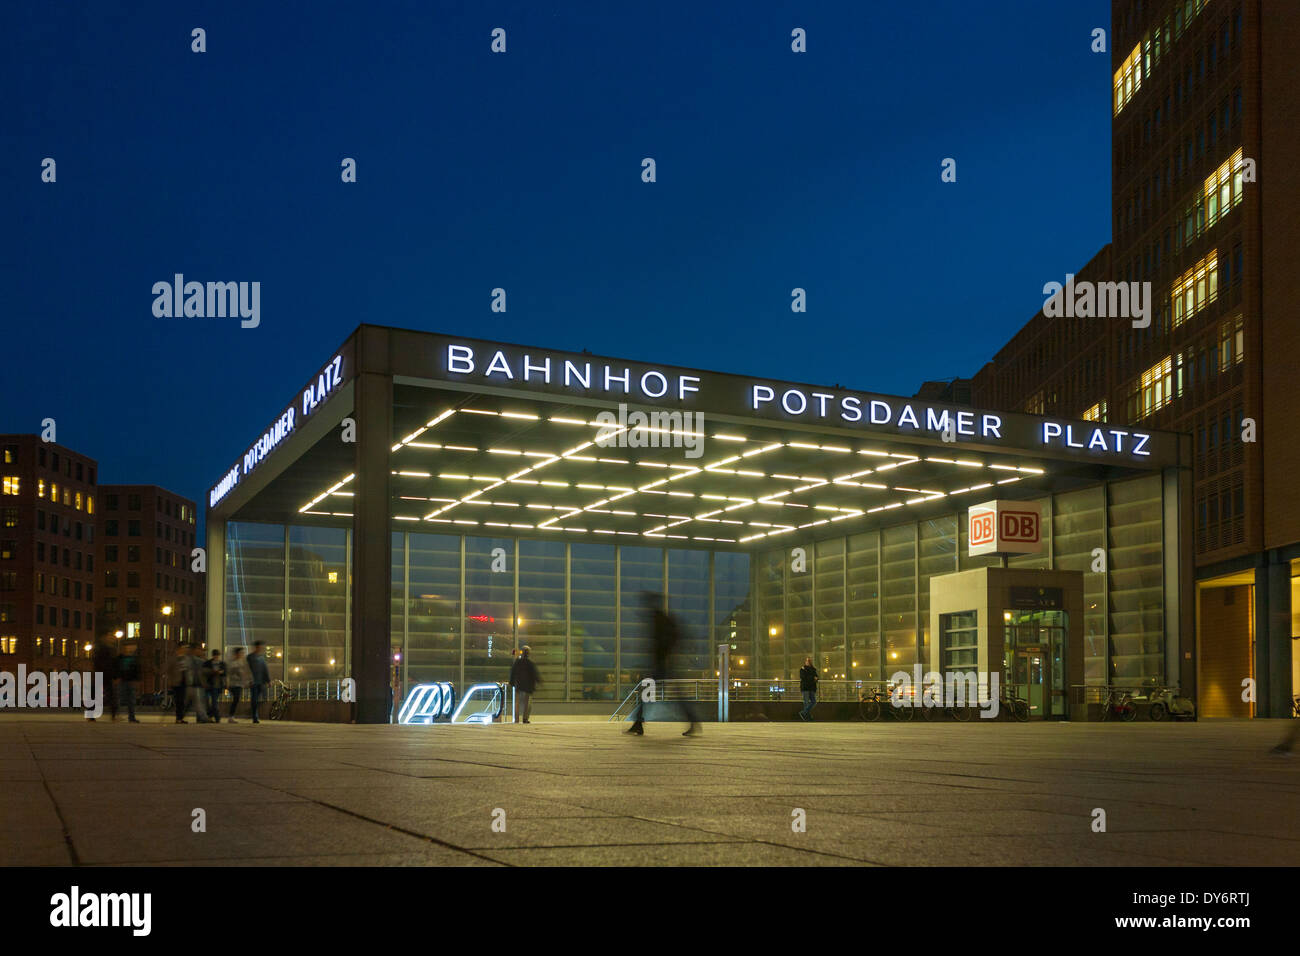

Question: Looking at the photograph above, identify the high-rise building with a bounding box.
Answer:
[97,485,203,693]
[971,0,1300,717]
[0,436,99,674]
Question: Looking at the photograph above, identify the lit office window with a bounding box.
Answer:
[1135,357,1174,419]
[1171,252,1218,328]
[37,479,45,497]
[1114,44,1143,115]
[74,492,82,511]
[1082,402,1108,423]
[1203,148,1245,227]
[1219,314,1245,371]
[1,477,19,496]
[86,495,94,515]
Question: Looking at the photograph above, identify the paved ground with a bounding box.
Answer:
[3,713,1299,866]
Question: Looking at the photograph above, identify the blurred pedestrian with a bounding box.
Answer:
[184,643,211,723]
[247,641,270,724]
[509,645,541,724]
[203,649,225,726]
[625,592,701,737]
[225,647,250,723]
[88,638,118,722]
[167,644,188,723]
[798,656,819,721]
[116,641,141,723]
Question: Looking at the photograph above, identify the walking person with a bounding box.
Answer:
[116,641,142,723]
[88,638,119,722]
[625,592,701,737]
[798,656,819,721]
[167,644,189,723]
[184,643,211,723]
[203,649,226,726]
[247,641,271,724]
[225,647,250,723]
[509,645,541,724]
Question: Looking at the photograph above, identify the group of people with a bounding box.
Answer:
[86,638,272,724]
[165,641,271,723]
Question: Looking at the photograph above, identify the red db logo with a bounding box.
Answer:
[970,511,995,546]
[1000,510,1039,542]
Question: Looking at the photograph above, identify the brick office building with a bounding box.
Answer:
[970,0,1300,717]
[0,435,100,677]
[98,485,203,693]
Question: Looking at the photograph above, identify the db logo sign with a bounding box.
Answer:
[1000,511,1039,542]
[968,501,1043,556]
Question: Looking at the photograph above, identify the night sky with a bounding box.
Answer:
[3,0,1113,542]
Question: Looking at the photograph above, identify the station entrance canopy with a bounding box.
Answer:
[206,325,1191,722]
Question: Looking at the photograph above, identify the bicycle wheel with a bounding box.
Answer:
[1099,697,1111,721]
[919,701,936,721]
[860,698,881,722]
[1120,700,1138,722]
[1012,699,1030,722]
[893,701,914,722]
[951,703,973,722]
[1150,701,1167,721]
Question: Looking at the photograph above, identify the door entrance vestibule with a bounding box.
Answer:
[930,568,1084,720]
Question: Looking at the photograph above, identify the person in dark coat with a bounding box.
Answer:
[625,592,701,737]
[509,645,541,724]
[116,641,142,723]
[247,641,271,724]
[88,639,118,721]
[798,656,819,721]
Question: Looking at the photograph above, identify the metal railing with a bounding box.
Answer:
[611,678,898,711]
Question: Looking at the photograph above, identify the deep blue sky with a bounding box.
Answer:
[3,0,1113,543]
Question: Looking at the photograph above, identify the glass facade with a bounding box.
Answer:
[222,473,1173,700]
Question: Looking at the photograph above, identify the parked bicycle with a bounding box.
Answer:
[1099,687,1137,722]
[918,690,974,721]
[269,686,292,720]
[998,675,1030,721]
[859,684,915,722]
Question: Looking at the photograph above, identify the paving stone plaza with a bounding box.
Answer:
[4,715,1297,867]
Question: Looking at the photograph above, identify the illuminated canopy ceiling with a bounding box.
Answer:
[221,385,1121,550]
[212,328,1182,550]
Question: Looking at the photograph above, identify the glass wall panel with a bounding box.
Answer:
[881,524,917,677]
[756,549,785,681]
[786,544,813,680]
[465,537,516,686]
[1053,487,1107,683]
[571,542,616,700]
[224,522,285,680]
[391,532,405,695]
[287,526,347,682]
[846,531,880,682]
[667,549,710,679]
[408,533,460,686]
[1108,476,1164,686]
[918,515,957,671]
[518,538,566,699]
[814,539,845,678]
[713,551,751,679]
[618,546,662,693]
